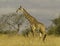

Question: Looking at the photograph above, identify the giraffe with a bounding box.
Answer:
[16,6,46,41]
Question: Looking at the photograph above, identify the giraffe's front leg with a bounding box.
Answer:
[31,25,36,37]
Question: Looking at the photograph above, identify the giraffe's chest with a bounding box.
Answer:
[31,23,38,29]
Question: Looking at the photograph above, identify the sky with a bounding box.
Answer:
[0,0,60,27]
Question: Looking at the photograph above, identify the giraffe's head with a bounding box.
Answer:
[16,6,24,13]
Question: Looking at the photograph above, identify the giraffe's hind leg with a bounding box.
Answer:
[38,26,46,41]
[43,34,46,41]
[39,31,46,41]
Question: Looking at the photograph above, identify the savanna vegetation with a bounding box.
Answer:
[0,13,60,46]
[48,16,60,36]
[0,34,60,46]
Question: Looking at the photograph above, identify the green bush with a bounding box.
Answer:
[48,16,60,36]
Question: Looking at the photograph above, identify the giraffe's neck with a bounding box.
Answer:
[22,8,38,24]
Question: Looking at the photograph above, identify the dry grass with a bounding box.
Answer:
[0,34,60,46]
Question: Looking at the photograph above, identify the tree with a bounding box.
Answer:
[52,16,60,26]
[0,13,26,34]
[48,16,60,35]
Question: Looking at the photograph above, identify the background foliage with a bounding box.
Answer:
[48,16,60,35]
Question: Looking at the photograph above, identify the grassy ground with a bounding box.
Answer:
[0,34,60,46]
